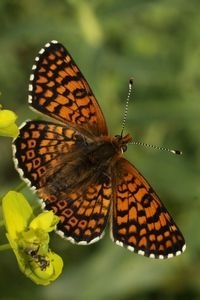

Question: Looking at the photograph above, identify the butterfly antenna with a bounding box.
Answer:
[129,141,182,155]
[121,79,181,156]
[121,78,133,137]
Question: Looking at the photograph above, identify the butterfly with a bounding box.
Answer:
[13,40,186,259]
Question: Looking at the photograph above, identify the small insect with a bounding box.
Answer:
[13,40,186,259]
[24,247,50,271]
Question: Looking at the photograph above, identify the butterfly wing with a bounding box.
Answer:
[44,178,112,244]
[13,120,89,190]
[111,158,186,259]
[28,40,108,137]
[13,120,112,244]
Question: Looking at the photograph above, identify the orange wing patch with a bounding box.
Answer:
[13,120,89,190]
[112,158,185,259]
[39,180,112,244]
[28,41,108,137]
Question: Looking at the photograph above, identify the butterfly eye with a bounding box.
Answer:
[114,135,127,153]
[114,134,121,139]
[122,144,127,152]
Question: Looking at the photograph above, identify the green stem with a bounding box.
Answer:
[0,243,11,251]
[14,181,26,192]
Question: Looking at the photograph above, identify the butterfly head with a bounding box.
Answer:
[114,133,132,154]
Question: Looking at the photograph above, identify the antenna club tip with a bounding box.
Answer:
[129,78,134,85]
[171,149,182,155]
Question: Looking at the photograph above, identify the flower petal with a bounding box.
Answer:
[2,191,33,239]
[0,109,19,137]
[28,251,63,285]
[30,211,60,232]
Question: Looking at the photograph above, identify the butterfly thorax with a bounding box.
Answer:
[86,133,132,163]
[38,132,132,199]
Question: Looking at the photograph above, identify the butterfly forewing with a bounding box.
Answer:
[13,40,186,259]
[111,158,185,258]
[29,41,108,137]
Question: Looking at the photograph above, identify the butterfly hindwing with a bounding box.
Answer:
[111,158,185,258]
[38,170,112,245]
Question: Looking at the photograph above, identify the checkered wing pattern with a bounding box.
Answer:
[111,158,185,258]
[13,119,112,244]
[28,41,108,137]
[13,120,85,190]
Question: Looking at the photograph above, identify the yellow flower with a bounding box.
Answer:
[0,106,19,137]
[2,191,63,285]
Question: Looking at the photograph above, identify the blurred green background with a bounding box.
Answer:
[0,0,200,299]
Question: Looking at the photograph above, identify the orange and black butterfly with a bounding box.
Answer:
[13,41,186,259]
